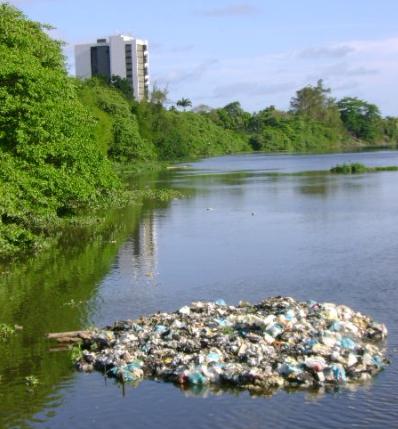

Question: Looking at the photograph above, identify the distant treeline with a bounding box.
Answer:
[80,78,398,163]
[78,78,250,163]
[204,81,398,153]
[1,3,397,258]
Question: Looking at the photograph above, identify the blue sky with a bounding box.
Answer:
[6,0,398,115]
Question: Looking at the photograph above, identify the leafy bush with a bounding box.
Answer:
[248,110,343,153]
[0,4,118,257]
[132,103,250,160]
[78,79,157,162]
[338,97,383,143]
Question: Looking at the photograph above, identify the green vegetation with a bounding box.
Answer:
[330,163,368,174]
[1,4,397,259]
[79,79,250,162]
[71,343,83,362]
[0,4,118,258]
[176,97,192,111]
[203,80,397,153]
[337,97,383,143]
[0,5,191,259]
[330,163,398,174]
[131,101,251,160]
[78,78,157,162]
[246,106,345,152]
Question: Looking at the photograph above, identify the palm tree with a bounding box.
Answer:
[176,97,192,111]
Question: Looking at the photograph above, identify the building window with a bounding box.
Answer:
[91,46,111,81]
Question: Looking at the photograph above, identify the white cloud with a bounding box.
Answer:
[62,32,398,115]
[298,45,355,60]
[307,62,379,80]
[348,37,398,54]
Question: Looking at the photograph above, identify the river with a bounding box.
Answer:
[1,150,398,428]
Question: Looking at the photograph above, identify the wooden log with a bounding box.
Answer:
[47,330,92,341]
[55,336,81,344]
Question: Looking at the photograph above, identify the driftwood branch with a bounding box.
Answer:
[47,330,92,343]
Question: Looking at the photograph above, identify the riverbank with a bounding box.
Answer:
[3,153,398,262]
[0,178,184,262]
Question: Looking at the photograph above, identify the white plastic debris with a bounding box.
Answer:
[75,297,389,394]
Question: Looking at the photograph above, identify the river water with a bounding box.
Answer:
[1,151,398,428]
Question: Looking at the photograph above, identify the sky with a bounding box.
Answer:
[5,0,398,115]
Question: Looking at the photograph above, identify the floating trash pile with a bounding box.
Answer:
[75,297,388,392]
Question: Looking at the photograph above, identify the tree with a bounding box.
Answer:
[176,97,192,111]
[248,106,288,132]
[290,79,342,128]
[110,75,133,100]
[383,116,398,143]
[150,83,168,106]
[290,80,329,117]
[210,101,251,130]
[337,97,383,142]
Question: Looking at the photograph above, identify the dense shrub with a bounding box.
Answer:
[208,82,397,152]
[337,97,383,143]
[0,4,118,257]
[248,110,344,153]
[132,103,250,160]
[78,79,157,162]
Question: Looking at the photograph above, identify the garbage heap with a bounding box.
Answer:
[75,297,388,392]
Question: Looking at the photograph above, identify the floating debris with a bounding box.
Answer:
[0,323,16,342]
[73,297,388,394]
[63,299,84,307]
[25,375,39,387]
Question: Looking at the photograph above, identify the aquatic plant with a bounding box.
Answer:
[330,163,368,174]
[71,343,83,363]
[330,163,398,174]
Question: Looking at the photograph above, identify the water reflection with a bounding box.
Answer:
[0,204,148,428]
[296,175,339,196]
[113,374,376,401]
[171,168,376,200]
[119,211,158,286]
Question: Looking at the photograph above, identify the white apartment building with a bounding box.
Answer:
[75,35,149,100]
